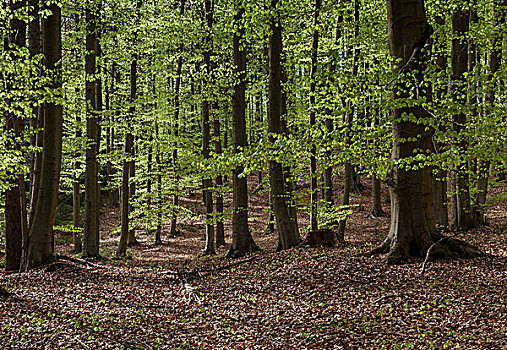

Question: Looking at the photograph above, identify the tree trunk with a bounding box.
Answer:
[451,9,476,230]
[269,0,300,250]
[83,4,100,258]
[202,0,215,255]
[432,16,449,229]
[309,0,322,231]
[213,102,225,247]
[4,0,27,271]
[169,0,185,237]
[372,0,483,264]
[337,0,359,241]
[21,3,63,270]
[28,0,42,230]
[72,101,82,254]
[474,1,504,224]
[228,6,259,258]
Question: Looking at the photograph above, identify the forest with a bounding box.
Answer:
[0,0,506,348]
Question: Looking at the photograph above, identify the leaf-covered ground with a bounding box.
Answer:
[1,176,506,349]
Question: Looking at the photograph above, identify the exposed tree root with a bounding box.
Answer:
[420,235,486,274]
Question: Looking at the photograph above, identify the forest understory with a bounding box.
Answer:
[1,175,506,349]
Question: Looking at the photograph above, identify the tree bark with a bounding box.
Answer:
[83,2,100,258]
[169,0,186,237]
[27,0,42,230]
[228,6,259,258]
[309,0,322,231]
[202,0,215,255]
[451,9,476,230]
[269,0,300,250]
[21,3,63,270]
[4,0,27,271]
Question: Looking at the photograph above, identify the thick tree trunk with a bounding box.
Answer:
[372,0,483,264]
[269,0,300,250]
[83,5,100,258]
[4,0,27,271]
[21,4,63,270]
[228,6,259,258]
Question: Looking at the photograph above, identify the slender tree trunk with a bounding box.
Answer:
[127,154,138,246]
[309,0,321,231]
[202,0,215,255]
[83,3,100,258]
[21,3,63,270]
[337,0,359,241]
[155,123,163,245]
[269,0,300,250]
[228,6,259,258]
[432,16,449,229]
[169,0,186,237]
[28,0,42,230]
[474,1,503,224]
[451,9,476,230]
[213,101,225,247]
[72,99,82,254]
[117,0,141,254]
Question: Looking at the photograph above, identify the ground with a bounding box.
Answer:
[0,174,506,349]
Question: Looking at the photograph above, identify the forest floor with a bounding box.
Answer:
[1,174,506,349]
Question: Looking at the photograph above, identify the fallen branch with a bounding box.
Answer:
[56,254,106,269]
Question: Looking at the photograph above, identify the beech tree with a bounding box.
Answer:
[228,5,259,258]
[268,0,301,250]
[372,0,484,263]
[21,3,63,269]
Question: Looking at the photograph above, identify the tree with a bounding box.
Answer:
[4,0,27,271]
[451,7,476,230]
[268,0,301,250]
[309,0,322,231]
[227,5,259,258]
[21,2,63,269]
[202,0,215,255]
[83,0,101,258]
[372,0,483,263]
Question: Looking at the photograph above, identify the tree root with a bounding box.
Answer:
[420,235,485,275]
